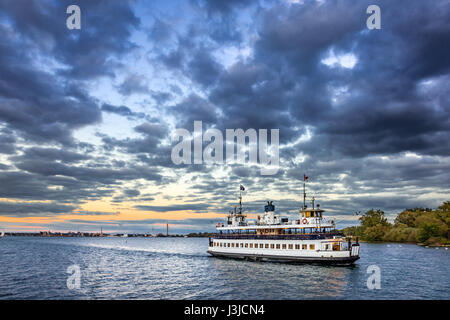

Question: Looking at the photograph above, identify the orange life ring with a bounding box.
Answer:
[302,218,308,224]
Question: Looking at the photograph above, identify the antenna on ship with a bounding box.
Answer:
[303,174,308,209]
[239,185,245,214]
[239,194,242,214]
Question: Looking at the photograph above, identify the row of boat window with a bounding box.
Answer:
[214,242,317,250]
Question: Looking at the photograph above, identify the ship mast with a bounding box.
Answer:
[303,180,306,209]
[238,185,245,214]
[303,173,308,209]
[239,190,242,214]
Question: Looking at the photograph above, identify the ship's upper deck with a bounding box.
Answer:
[219,203,335,231]
[216,221,335,231]
[219,183,336,232]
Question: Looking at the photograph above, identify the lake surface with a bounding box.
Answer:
[0,237,448,299]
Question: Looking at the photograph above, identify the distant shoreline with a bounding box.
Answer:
[1,231,214,238]
[1,232,188,238]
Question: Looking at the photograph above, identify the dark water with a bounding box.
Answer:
[0,237,448,300]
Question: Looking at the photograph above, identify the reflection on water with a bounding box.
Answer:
[0,237,448,299]
[321,268,347,297]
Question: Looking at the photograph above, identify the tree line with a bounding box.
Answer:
[342,201,449,246]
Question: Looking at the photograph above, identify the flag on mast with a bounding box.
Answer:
[240,185,245,191]
[304,174,308,182]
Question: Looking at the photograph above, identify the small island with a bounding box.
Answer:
[342,201,450,246]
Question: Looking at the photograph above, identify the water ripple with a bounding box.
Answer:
[0,237,448,299]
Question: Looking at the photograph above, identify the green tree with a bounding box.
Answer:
[417,223,441,243]
[364,224,390,242]
[394,209,426,227]
[342,225,364,238]
[359,209,390,229]
[341,202,449,245]
[437,201,450,212]
[382,225,417,242]
[352,209,392,241]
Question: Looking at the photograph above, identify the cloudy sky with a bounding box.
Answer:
[0,0,449,234]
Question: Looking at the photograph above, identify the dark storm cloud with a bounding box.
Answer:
[0,0,140,145]
[188,49,224,87]
[15,159,162,184]
[0,128,17,154]
[0,52,101,145]
[1,132,164,208]
[151,17,231,88]
[1,0,449,230]
[160,0,449,220]
[209,61,299,142]
[134,122,168,139]
[209,19,243,44]
[192,0,254,16]
[99,132,176,169]
[100,122,170,165]
[123,189,140,197]
[170,94,218,129]
[259,0,450,158]
[0,0,139,79]
[112,188,142,203]
[0,0,164,217]
[254,0,365,69]
[151,90,174,105]
[116,74,150,96]
[148,18,173,43]
[159,47,185,69]
[101,103,145,119]
[76,210,120,216]
[13,147,91,163]
[0,201,76,216]
[167,0,450,159]
[0,171,114,203]
[135,203,208,212]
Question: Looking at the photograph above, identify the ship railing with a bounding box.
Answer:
[212,232,344,241]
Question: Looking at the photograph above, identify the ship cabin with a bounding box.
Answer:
[215,200,342,241]
[300,196,324,218]
[300,208,323,218]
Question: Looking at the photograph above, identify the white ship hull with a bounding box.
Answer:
[208,250,359,264]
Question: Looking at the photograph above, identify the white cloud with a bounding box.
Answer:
[322,50,357,69]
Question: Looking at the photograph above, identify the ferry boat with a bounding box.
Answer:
[207,181,360,264]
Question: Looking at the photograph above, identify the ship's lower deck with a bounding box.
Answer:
[207,250,359,264]
[207,237,360,264]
